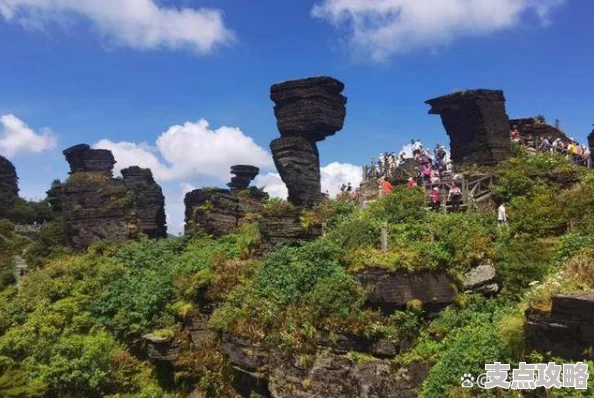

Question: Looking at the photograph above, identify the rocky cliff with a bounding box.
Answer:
[0,154,19,217]
[60,144,166,250]
[185,166,266,236]
[426,89,511,166]
[526,293,594,360]
[510,117,569,141]
[270,76,347,208]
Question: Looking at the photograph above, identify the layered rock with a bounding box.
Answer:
[270,76,347,207]
[526,293,594,360]
[271,137,322,207]
[143,334,181,362]
[268,352,429,398]
[271,77,347,141]
[121,166,167,239]
[355,268,456,313]
[0,155,19,216]
[185,188,266,237]
[228,165,260,193]
[259,207,321,252]
[426,89,511,166]
[510,118,569,141]
[60,144,166,250]
[463,261,499,295]
[63,144,115,176]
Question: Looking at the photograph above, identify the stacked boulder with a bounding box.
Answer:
[228,165,260,193]
[0,155,19,217]
[184,165,265,237]
[60,144,166,250]
[270,76,347,207]
[426,89,511,166]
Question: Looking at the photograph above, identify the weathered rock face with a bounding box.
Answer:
[526,293,594,360]
[0,155,19,215]
[268,352,429,398]
[271,76,347,141]
[63,144,115,176]
[259,207,321,252]
[270,76,347,207]
[121,166,167,239]
[143,334,181,362]
[355,268,456,313]
[426,89,511,166]
[463,261,499,295]
[510,118,568,141]
[271,136,322,207]
[184,188,265,237]
[228,165,260,193]
[61,145,167,250]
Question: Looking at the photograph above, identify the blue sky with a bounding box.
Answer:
[0,0,592,233]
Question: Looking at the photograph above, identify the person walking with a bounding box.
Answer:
[448,184,463,212]
[498,203,508,226]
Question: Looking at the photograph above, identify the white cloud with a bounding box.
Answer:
[254,172,288,200]
[0,0,234,53]
[311,0,565,62]
[0,114,57,157]
[93,118,273,181]
[256,162,362,200]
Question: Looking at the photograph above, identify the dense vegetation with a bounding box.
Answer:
[1,150,594,397]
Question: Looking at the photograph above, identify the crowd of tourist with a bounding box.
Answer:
[367,139,453,183]
[510,126,591,167]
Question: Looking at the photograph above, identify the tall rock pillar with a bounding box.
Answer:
[269,76,347,207]
[426,89,511,166]
[588,129,594,167]
[0,155,19,217]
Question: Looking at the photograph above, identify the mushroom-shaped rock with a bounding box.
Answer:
[0,155,19,217]
[228,165,260,192]
[270,76,347,142]
[269,76,347,208]
[63,143,116,176]
[426,89,511,166]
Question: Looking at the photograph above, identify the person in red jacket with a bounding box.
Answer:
[380,176,394,195]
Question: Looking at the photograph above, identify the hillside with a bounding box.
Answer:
[1,148,594,397]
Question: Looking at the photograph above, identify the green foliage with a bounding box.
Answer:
[494,235,554,298]
[368,186,426,224]
[263,197,295,217]
[410,298,515,398]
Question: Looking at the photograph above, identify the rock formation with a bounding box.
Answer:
[426,89,511,166]
[268,352,428,398]
[526,293,594,360]
[355,269,456,313]
[121,166,167,239]
[510,118,569,141]
[60,144,166,250]
[270,76,347,207]
[185,166,266,236]
[258,206,322,252]
[228,165,259,193]
[588,129,594,164]
[0,155,19,216]
[270,137,323,207]
[63,143,116,176]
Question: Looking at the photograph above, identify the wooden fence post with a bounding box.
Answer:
[321,222,328,237]
[381,222,388,253]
